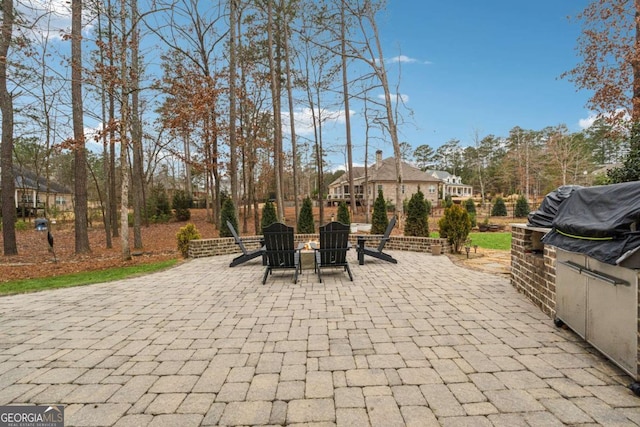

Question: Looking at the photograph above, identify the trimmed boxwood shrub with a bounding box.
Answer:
[176,223,201,258]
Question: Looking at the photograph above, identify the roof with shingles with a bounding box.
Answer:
[426,169,452,180]
[12,166,72,194]
[329,157,441,186]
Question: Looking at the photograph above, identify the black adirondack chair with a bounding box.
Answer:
[228,221,264,267]
[357,216,398,265]
[314,221,353,282]
[262,222,300,284]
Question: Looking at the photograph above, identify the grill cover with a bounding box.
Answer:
[541,181,640,267]
[527,185,581,228]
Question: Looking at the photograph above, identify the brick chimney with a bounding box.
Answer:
[376,150,382,170]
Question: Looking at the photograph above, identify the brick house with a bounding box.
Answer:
[327,150,442,208]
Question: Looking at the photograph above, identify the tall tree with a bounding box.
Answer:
[341,0,357,215]
[546,131,591,185]
[119,0,131,260]
[349,0,404,218]
[266,0,285,220]
[413,144,435,170]
[72,0,91,254]
[0,0,17,255]
[150,0,226,226]
[95,1,113,249]
[130,0,145,250]
[563,0,640,129]
[228,0,239,214]
[282,0,300,224]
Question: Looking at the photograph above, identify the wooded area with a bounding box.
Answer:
[1,0,639,258]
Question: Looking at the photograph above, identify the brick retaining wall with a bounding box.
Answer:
[188,234,450,258]
[510,224,556,317]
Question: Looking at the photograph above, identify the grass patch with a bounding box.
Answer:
[466,232,511,250]
[430,232,511,251]
[0,259,178,296]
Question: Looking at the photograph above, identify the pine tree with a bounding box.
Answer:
[337,201,350,225]
[219,198,238,237]
[261,200,278,233]
[444,194,453,208]
[464,197,477,227]
[297,197,315,233]
[404,188,429,237]
[464,198,476,214]
[172,190,192,221]
[491,196,508,216]
[514,195,530,218]
[371,189,389,234]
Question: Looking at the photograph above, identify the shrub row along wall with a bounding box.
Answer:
[510,224,557,317]
[188,234,450,259]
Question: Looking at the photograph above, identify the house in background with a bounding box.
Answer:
[425,169,473,199]
[6,166,73,216]
[327,150,442,208]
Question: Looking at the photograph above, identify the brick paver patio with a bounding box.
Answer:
[1,251,640,426]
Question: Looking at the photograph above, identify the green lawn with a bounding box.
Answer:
[466,232,511,250]
[431,231,511,251]
[0,259,178,296]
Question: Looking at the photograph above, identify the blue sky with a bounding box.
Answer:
[22,1,594,174]
[347,0,591,163]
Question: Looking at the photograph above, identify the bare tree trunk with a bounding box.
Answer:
[283,13,299,224]
[131,0,144,249]
[363,97,370,223]
[119,0,131,260]
[0,0,17,255]
[183,131,192,196]
[72,0,91,254]
[229,0,239,215]
[634,0,640,129]
[371,23,403,219]
[108,0,119,238]
[266,0,284,220]
[97,5,112,249]
[341,1,356,215]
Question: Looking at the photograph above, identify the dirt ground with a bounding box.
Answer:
[0,206,513,283]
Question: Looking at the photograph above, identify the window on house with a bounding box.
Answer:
[377,185,382,192]
[429,185,436,194]
[401,185,405,194]
[56,196,66,206]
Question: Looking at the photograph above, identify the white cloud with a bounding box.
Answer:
[377,93,409,104]
[19,0,71,41]
[20,0,94,41]
[579,109,630,129]
[387,55,417,64]
[282,107,351,136]
[579,114,597,130]
[84,123,105,147]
